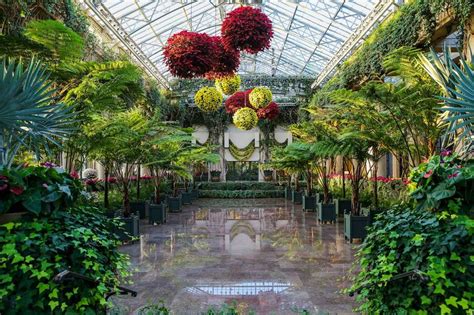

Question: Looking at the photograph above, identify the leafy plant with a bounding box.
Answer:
[0,205,131,314]
[0,58,74,168]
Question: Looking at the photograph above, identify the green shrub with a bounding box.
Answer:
[198,189,284,198]
[0,206,130,314]
[197,182,282,191]
[0,165,83,215]
[350,155,474,313]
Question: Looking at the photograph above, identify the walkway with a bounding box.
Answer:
[113,198,358,314]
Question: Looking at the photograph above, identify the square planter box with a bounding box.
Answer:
[317,203,336,223]
[130,201,149,219]
[149,203,167,225]
[284,187,292,200]
[335,199,352,217]
[344,213,370,243]
[302,194,318,212]
[190,189,199,201]
[181,192,193,205]
[116,215,140,242]
[292,190,302,204]
[168,196,182,213]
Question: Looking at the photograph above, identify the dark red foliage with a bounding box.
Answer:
[163,31,216,78]
[205,36,240,79]
[225,89,253,114]
[257,101,280,120]
[221,6,273,54]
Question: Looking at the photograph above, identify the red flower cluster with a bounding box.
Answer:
[205,36,240,80]
[257,101,280,120]
[221,7,273,54]
[163,31,216,78]
[225,89,252,114]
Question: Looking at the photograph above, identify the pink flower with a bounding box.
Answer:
[423,170,433,179]
[42,183,49,189]
[441,149,452,157]
[70,170,79,179]
[448,172,459,179]
[10,186,24,195]
[0,175,8,192]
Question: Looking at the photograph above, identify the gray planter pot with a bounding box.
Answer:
[292,190,302,204]
[168,196,182,213]
[317,203,336,223]
[302,194,318,212]
[335,199,351,217]
[344,213,370,243]
[285,187,292,200]
[130,201,149,219]
[116,215,140,242]
[190,189,199,200]
[181,192,193,205]
[149,203,167,225]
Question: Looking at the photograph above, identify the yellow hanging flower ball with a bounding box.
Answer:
[194,87,223,112]
[233,107,258,130]
[249,86,272,109]
[215,74,241,96]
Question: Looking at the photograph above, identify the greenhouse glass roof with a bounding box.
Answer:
[82,0,398,88]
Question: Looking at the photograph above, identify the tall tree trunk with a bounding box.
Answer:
[351,161,362,216]
[373,158,379,210]
[136,164,141,200]
[323,162,329,204]
[342,158,346,198]
[306,168,312,196]
[123,180,131,217]
[295,173,300,192]
[104,167,109,209]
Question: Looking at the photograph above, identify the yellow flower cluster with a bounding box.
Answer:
[249,86,272,109]
[233,107,258,130]
[194,87,223,112]
[215,75,241,95]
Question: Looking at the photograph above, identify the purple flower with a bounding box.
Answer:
[41,161,57,168]
[441,149,452,157]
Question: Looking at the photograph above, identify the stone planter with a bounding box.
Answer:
[291,190,302,204]
[116,215,140,242]
[317,203,336,223]
[149,203,167,225]
[344,213,370,243]
[168,196,182,213]
[181,191,193,205]
[335,199,351,217]
[302,194,319,212]
[284,187,292,200]
[130,201,149,219]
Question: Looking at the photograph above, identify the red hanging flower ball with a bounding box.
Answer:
[257,101,280,120]
[163,31,216,78]
[205,36,240,79]
[221,7,273,54]
[225,89,253,114]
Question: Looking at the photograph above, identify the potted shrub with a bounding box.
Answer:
[130,200,149,219]
[334,198,351,217]
[210,170,221,182]
[149,202,167,225]
[168,195,182,213]
[116,214,140,242]
[303,193,319,212]
[263,169,273,181]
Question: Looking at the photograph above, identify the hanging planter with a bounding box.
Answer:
[257,101,280,120]
[249,86,272,109]
[205,36,240,79]
[224,89,252,114]
[233,107,258,130]
[221,6,273,54]
[215,74,241,96]
[163,31,215,78]
[194,87,223,112]
[229,139,255,161]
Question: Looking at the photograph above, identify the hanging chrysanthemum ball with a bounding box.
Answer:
[233,107,258,131]
[249,86,272,109]
[215,75,241,96]
[224,89,252,114]
[194,87,223,112]
[221,6,273,54]
[205,36,240,79]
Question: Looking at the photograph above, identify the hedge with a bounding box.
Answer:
[198,190,284,198]
[196,181,283,191]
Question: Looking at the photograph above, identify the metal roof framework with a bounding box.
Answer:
[81,0,398,89]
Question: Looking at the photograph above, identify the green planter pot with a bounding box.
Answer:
[335,199,351,217]
[317,203,336,223]
[191,189,199,200]
[168,196,182,213]
[130,201,149,219]
[149,203,167,225]
[344,213,370,243]
[302,194,318,212]
[285,187,292,200]
[181,192,193,205]
[116,215,140,242]
[292,190,302,204]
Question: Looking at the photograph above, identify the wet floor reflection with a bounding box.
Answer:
[113,199,357,314]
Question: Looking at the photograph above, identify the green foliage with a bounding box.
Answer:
[0,165,82,215]
[0,205,131,314]
[198,190,284,198]
[350,156,474,313]
[197,181,283,191]
[0,57,75,167]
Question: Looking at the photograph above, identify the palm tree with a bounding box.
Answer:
[0,58,74,168]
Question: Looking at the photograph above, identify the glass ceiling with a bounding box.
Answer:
[82,0,396,88]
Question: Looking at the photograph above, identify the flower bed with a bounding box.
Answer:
[198,189,284,199]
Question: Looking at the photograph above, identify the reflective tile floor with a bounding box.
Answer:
[112,198,358,315]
